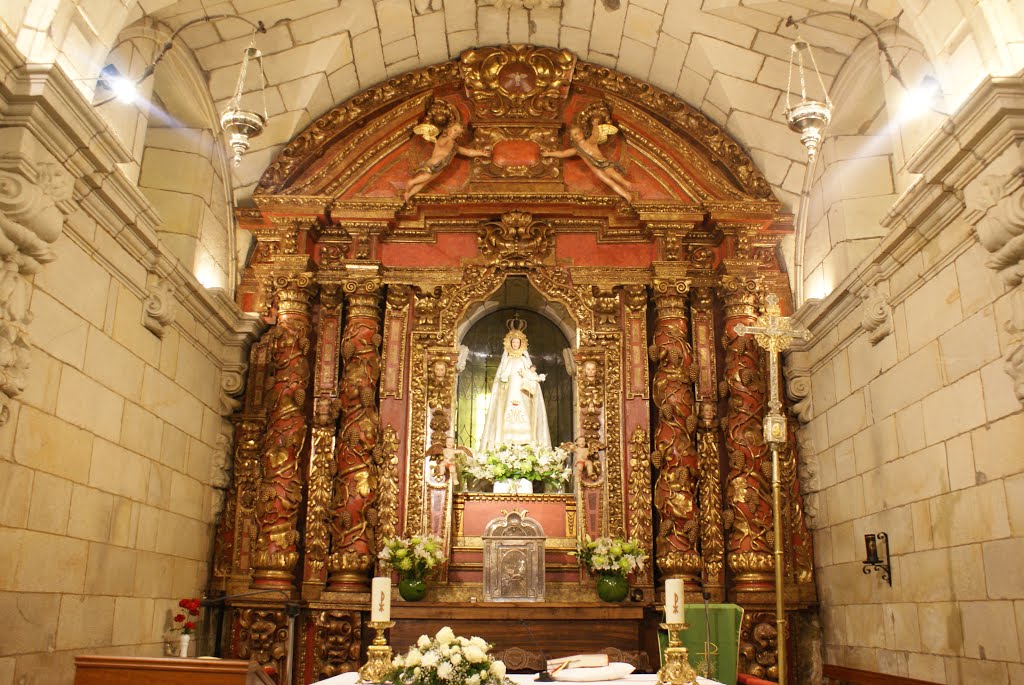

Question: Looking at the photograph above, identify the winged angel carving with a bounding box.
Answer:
[403,101,491,202]
[543,101,636,203]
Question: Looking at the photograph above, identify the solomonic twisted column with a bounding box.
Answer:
[327,278,383,591]
[719,275,774,590]
[649,280,701,582]
[252,276,315,587]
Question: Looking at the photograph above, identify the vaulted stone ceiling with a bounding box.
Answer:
[121,0,903,207]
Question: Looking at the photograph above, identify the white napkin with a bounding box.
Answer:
[552,663,636,681]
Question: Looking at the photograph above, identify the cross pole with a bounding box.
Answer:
[734,293,811,685]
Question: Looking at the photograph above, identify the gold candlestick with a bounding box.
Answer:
[359,620,395,683]
[656,622,697,685]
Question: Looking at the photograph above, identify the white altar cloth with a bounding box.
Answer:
[313,670,725,685]
[508,674,725,685]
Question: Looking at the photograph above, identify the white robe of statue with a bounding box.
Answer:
[478,327,552,450]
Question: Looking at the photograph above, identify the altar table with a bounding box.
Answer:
[507,674,725,685]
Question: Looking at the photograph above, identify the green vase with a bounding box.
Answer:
[596,573,629,602]
[398,577,427,601]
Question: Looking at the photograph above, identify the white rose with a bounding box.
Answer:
[470,636,488,650]
[437,663,454,680]
[439,644,451,657]
[405,649,422,667]
[436,626,456,645]
[422,652,440,668]
[490,661,507,679]
[392,656,405,668]
[466,675,481,685]
[418,635,432,650]
[463,645,486,663]
[451,653,463,666]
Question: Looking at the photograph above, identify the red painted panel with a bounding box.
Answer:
[492,139,542,168]
[380,233,480,267]
[554,234,656,266]
[461,499,568,536]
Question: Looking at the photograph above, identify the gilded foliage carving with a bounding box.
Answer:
[237,608,289,679]
[650,280,701,577]
[253,278,314,578]
[627,427,653,583]
[739,611,779,682]
[328,280,383,585]
[314,610,361,679]
[719,276,774,579]
[460,45,576,119]
[374,426,400,558]
[478,211,555,270]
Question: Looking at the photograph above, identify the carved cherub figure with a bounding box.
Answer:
[403,105,490,202]
[562,435,604,484]
[428,435,469,485]
[543,102,636,203]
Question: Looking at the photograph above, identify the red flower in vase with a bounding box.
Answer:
[174,598,202,635]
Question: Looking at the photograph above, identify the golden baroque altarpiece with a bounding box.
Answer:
[213,45,816,684]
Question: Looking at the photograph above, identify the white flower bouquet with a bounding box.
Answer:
[574,536,648,577]
[460,443,571,486]
[378,535,446,580]
[388,627,510,685]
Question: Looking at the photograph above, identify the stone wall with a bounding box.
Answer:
[0,34,260,684]
[791,73,1024,684]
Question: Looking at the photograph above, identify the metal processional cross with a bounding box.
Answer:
[734,293,811,685]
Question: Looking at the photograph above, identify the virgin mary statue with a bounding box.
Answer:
[478,317,552,450]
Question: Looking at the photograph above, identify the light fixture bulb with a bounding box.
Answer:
[899,75,941,120]
[109,76,138,104]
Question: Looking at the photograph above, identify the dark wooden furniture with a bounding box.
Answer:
[822,665,941,684]
[389,602,648,667]
[74,655,274,685]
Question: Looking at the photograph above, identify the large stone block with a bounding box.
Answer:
[983,538,1024,599]
[1007,473,1024,535]
[863,443,948,510]
[903,264,962,355]
[944,432,976,491]
[825,475,864,525]
[33,235,110,329]
[133,551,175,598]
[111,597,156,646]
[67,484,114,543]
[944,656,1009,685]
[56,366,125,444]
[89,439,150,503]
[84,327,145,403]
[939,306,1000,383]
[0,592,61,657]
[27,289,88,369]
[852,415,899,474]
[140,367,204,440]
[55,594,116,651]
[980,358,1020,422]
[882,603,921,651]
[869,342,944,419]
[0,461,32,528]
[960,600,1020,660]
[916,602,964,656]
[826,390,868,447]
[27,470,72,535]
[14,406,93,483]
[352,28,387,88]
[971,412,1024,482]
[13,530,88,593]
[929,480,1010,548]
[84,542,138,596]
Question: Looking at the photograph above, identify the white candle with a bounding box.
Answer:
[371,577,391,622]
[665,579,685,624]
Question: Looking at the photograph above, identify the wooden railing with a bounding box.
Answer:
[823,664,941,684]
[738,666,942,685]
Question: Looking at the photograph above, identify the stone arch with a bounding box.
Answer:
[95,18,237,291]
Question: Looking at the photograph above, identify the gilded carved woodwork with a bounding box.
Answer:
[719,276,774,582]
[252,277,315,584]
[426,348,458,450]
[460,45,576,120]
[314,610,361,679]
[572,62,773,201]
[327,278,383,589]
[237,607,290,681]
[785,421,814,585]
[623,285,649,399]
[650,280,701,578]
[691,287,725,592]
[373,426,400,558]
[304,284,344,587]
[627,427,653,584]
[739,611,779,682]
[478,211,555,269]
[381,286,411,399]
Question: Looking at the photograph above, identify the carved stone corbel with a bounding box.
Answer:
[0,163,72,424]
[858,286,893,345]
[219,363,248,416]
[783,362,813,424]
[142,275,177,337]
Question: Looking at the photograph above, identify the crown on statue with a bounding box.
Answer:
[503,313,529,356]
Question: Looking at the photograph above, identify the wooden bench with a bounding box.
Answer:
[822,664,941,684]
[74,655,275,685]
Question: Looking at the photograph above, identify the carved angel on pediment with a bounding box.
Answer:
[543,101,636,203]
[403,102,491,202]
